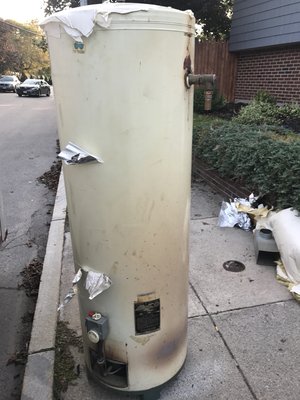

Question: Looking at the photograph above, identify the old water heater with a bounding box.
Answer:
[41,3,195,398]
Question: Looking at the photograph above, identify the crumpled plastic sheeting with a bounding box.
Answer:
[218,201,238,228]
[218,201,252,231]
[85,270,112,300]
[218,193,271,231]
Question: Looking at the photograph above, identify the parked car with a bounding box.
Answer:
[16,79,51,97]
[0,75,20,92]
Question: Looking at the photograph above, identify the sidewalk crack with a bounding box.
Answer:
[189,281,258,400]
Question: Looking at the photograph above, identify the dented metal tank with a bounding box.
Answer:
[41,3,195,397]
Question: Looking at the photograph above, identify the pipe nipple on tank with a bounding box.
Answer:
[186,73,216,88]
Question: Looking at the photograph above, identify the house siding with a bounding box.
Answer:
[229,0,300,51]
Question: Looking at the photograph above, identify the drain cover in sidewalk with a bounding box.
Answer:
[223,260,245,272]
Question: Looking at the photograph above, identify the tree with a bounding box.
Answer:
[44,0,80,16]
[0,20,19,73]
[126,0,233,39]
[0,19,50,78]
[44,0,232,39]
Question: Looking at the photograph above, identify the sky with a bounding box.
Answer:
[0,0,45,23]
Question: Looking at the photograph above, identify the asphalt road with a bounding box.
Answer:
[0,90,58,399]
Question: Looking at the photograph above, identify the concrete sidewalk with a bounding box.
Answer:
[22,176,300,400]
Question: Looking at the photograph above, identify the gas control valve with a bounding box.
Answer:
[85,312,109,343]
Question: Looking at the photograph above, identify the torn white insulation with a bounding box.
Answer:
[255,207,300,301]
[270,208,300,284]
[58,142,103,165]
[290,283,300,301]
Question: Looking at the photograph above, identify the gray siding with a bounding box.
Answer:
[229,0,300,51]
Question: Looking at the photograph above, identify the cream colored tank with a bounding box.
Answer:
[41,3,195,396]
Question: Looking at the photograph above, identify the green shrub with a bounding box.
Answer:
[254,90,276,104]
[194,87,225,113]
[277,103,300,120]
[193,117,300,211]
[234,100,281,125]
[234,91,300,127]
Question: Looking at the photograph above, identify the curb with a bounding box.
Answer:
[21,171,67,400]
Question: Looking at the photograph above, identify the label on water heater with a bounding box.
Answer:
[134,298,160,335]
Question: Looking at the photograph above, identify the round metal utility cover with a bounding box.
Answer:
[223,260,245,272]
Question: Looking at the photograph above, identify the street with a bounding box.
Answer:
[0,90,58,398]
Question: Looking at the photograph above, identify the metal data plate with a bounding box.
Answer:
[134,299,160,335]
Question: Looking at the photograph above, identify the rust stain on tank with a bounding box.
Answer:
[183,54,192,73]
[183,53,192,89]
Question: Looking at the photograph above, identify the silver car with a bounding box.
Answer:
[0,75,20,92]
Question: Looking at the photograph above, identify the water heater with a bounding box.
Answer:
[41,3,195,398]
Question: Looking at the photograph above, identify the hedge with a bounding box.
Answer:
[193,118,300,211]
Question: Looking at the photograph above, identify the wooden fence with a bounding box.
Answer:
[194,41,237,102]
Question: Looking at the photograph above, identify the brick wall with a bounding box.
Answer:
[235,46,300,103]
